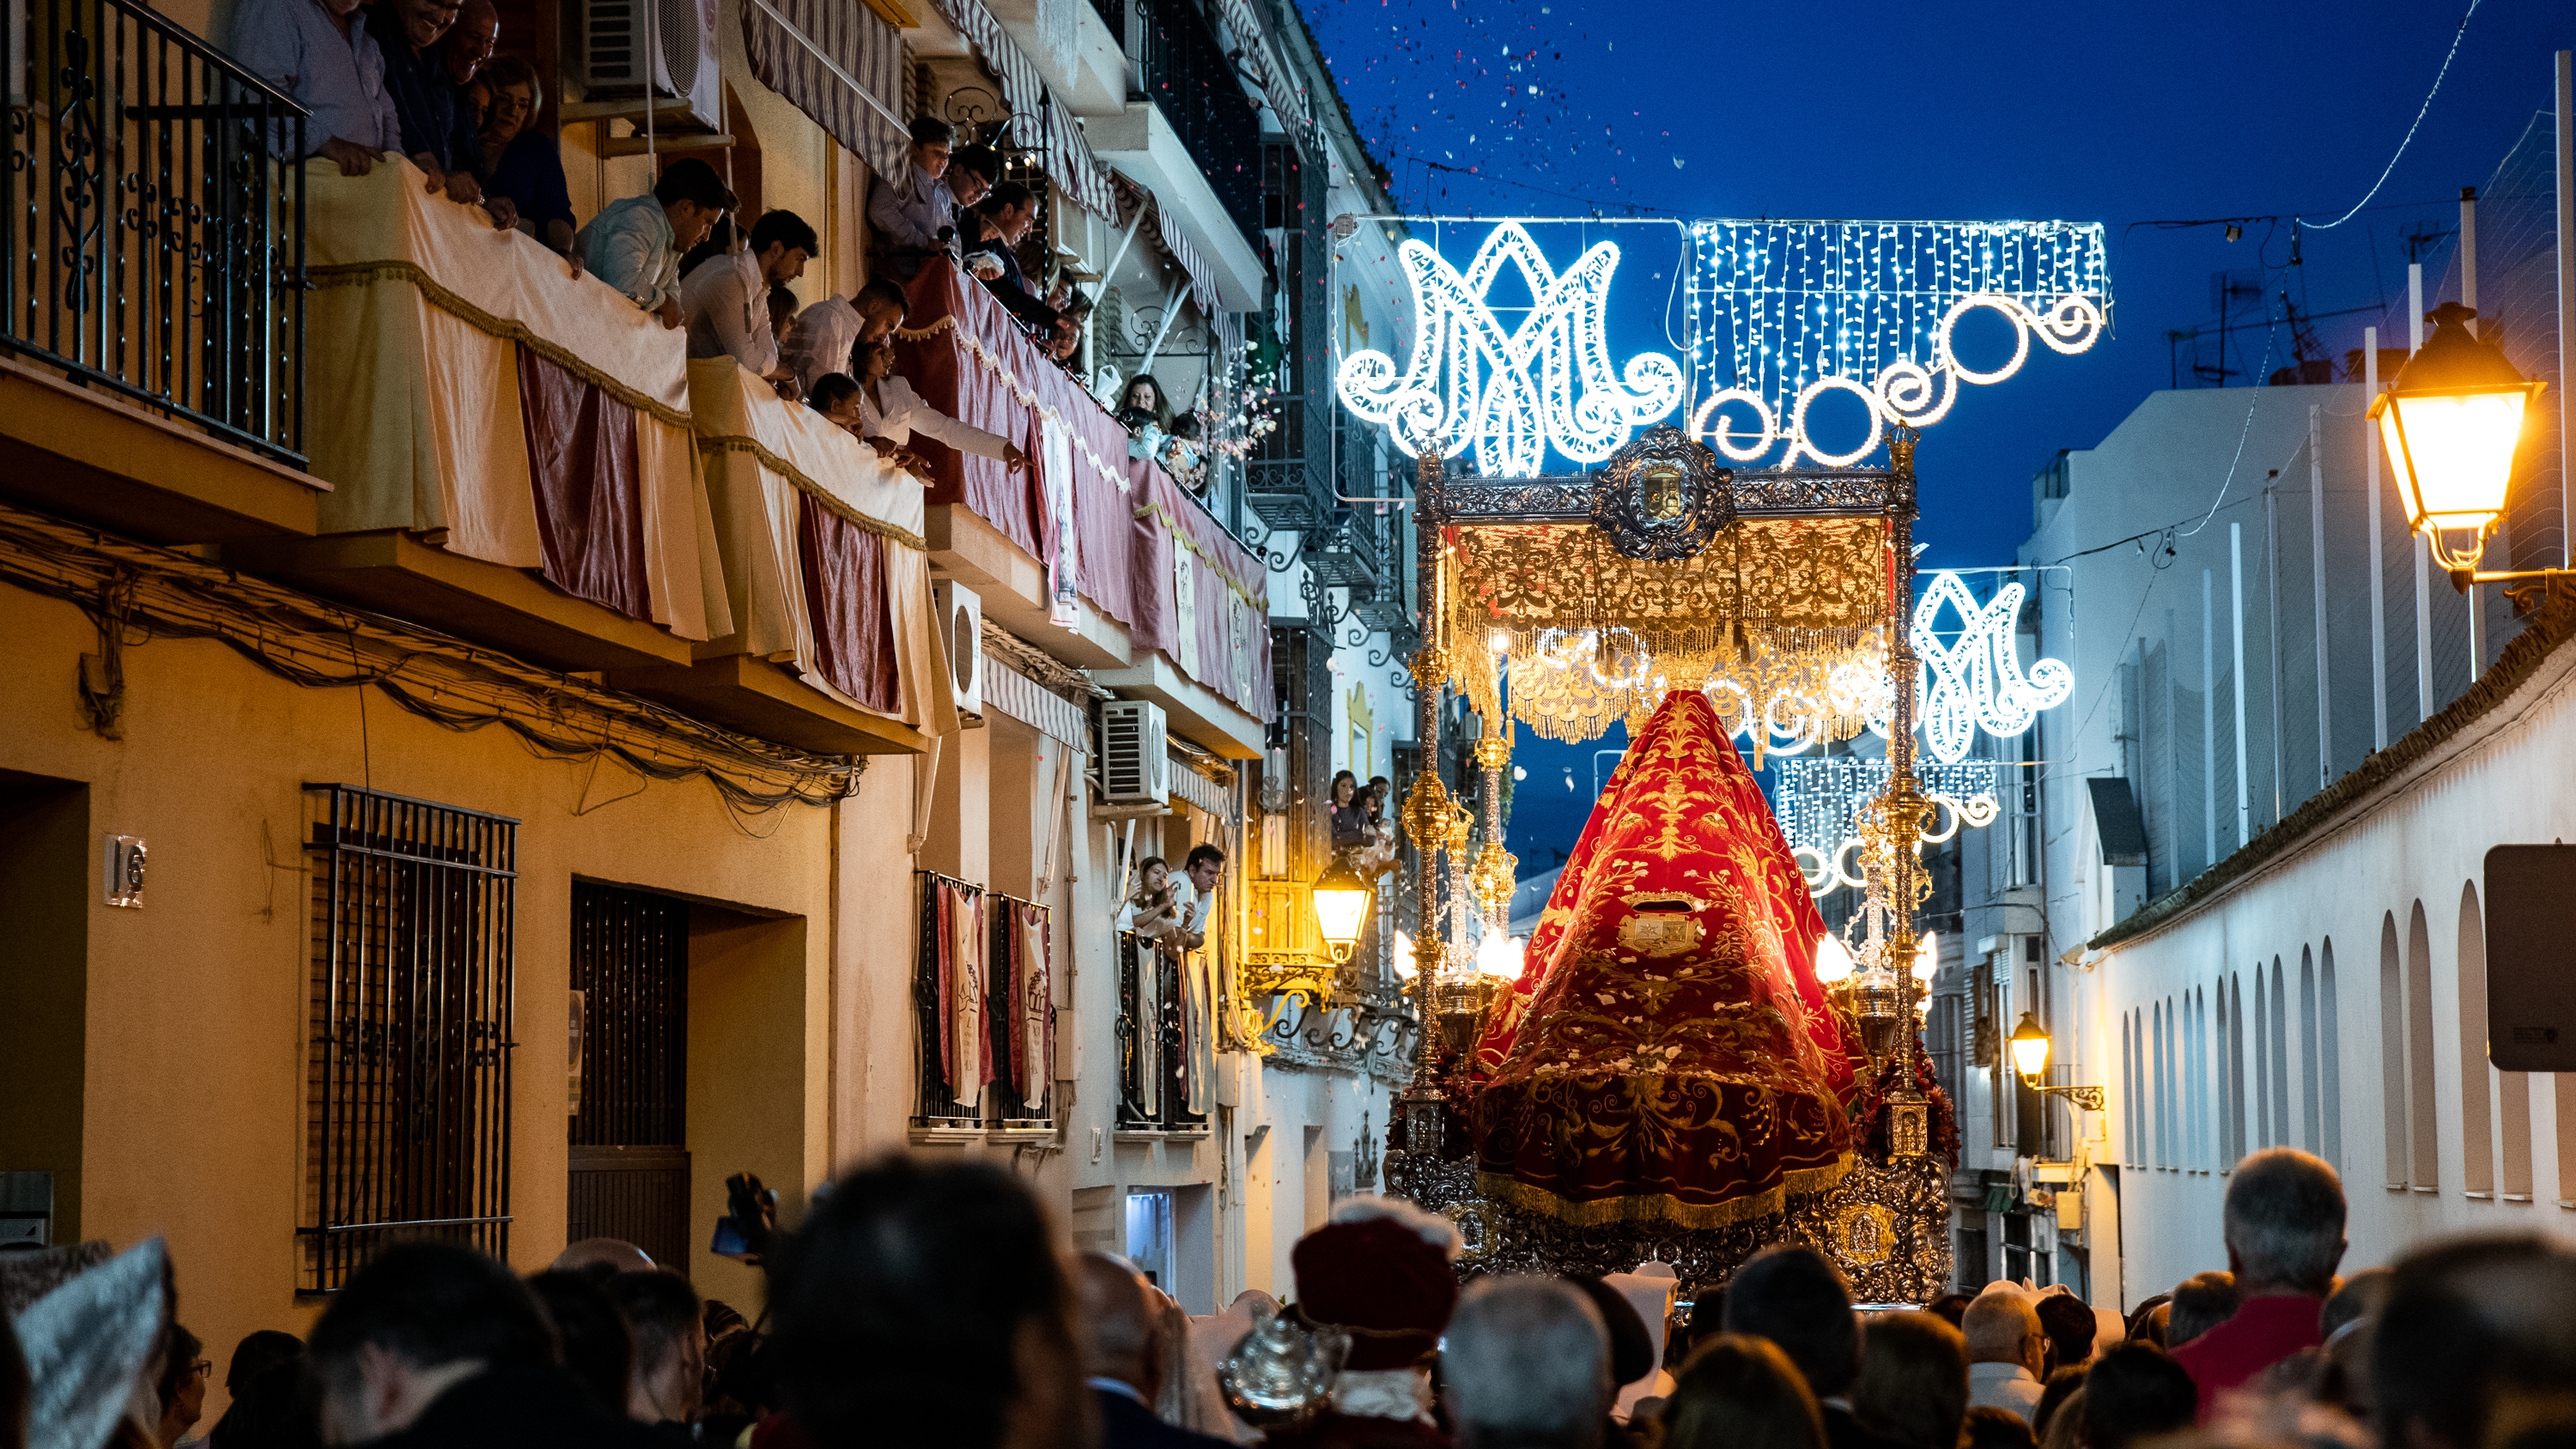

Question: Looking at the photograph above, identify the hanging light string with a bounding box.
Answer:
[2303,0,2485,229]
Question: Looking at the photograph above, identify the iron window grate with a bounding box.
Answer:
[301,784,517,1294]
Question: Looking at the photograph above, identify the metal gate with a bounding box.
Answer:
[566,883,690,1271]
[301,785,517,1294]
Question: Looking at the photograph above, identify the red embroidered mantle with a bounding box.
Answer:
[1473,690,1856,1228]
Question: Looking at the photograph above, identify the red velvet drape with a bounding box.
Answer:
[517,343,649,621]
[796,494,900,713]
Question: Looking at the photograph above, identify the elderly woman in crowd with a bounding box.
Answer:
[474,55,577,261]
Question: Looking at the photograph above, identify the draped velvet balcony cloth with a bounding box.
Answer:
[1473,690,1857,1229]
[1005,900,1054,1106]
[519,344,650,621]
[796,497,898,712]
[302,157,726,641]
[686,360,956,737]
[894,260,1273,720]
[933,880,991,1109]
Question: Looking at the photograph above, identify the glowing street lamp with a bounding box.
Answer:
[2007,1010,2105,1111]
[1910,931,1940,985]
[2370,303,2549,581]
[1311,863,1374,966]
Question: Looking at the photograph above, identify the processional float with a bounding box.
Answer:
[1333,218,2103,1298]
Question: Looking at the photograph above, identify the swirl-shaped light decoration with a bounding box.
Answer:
[1336,223,1682,475]
[1912,571,2075,766]
[1686,221,2110,468]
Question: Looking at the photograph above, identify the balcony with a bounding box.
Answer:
[0,0,324,543]
[1247,394,1338,530]
[986,0,1127,114]
[1135,0,1262,246]
[1114,929,1206,1134]
[913,872,1057,1141]
[223,160,730,675]
[891,259,1273,753]
[605,361,949,755]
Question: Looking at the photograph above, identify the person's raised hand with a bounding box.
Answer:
[654,294,683,330]
[1003,441,1030,473]
[317,138,379,176]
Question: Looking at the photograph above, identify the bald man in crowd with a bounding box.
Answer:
[1963,1291,2049,1422]
[1076,1252,1232,1449]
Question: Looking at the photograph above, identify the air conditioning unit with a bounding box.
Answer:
[1101,700,1172,807]
[576,0,724,133]
[933,580,983,718]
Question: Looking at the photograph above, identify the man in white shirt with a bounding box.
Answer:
[682,210,817,388]
[1962,1290,2049,1422]
[1166,845,1223,953]
[781,277,911,393]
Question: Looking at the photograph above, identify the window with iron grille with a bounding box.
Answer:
[301,785,516,1294]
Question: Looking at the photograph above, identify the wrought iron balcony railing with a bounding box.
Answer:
[5,0,307,464]
[1136,0,1261,247]
[1115,929,1206,1131]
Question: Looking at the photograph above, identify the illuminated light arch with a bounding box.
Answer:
[1686,221,2110,468]
[1335,223,1682,475]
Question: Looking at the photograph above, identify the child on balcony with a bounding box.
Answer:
[848,340,1029,476]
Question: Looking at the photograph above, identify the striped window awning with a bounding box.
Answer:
[738,0,914,184]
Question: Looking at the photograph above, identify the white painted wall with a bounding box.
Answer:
[2087,621,2576,1308]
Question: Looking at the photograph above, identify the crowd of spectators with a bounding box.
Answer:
[222,0,1229,506]
[9,1147,2576,1449]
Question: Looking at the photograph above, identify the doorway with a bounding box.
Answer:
[567,882,690,1270]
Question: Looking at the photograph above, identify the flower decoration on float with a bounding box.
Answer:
[1334,222,1682,476]
[1686,221,2109,468]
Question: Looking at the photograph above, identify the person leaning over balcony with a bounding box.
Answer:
[225,0,402,177]
[472,56,576,264]
[958,182,1059,334]
[850,338,1028,475]
[579,159,732,329]
[365,0,513,227]
[869,115,957,278]
[807,373,865,437]
[948,144,1001,218]
[1113,373,1169,434]
[780,278,910,395]
[440,0,496,94]
[681,208,817,386]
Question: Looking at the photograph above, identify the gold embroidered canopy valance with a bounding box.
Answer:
[1433,432,1905,749]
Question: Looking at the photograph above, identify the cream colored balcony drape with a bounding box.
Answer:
[688,360,957,737]
[302,159,729,643]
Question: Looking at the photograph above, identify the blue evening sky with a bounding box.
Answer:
[1291,0,2574,870]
